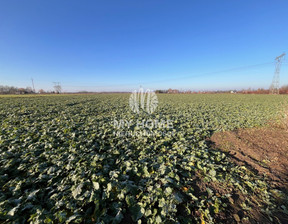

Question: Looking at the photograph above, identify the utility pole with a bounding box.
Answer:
[270,53,286,94]
[31,78,35,93]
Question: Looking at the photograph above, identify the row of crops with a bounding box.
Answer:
[0,94,287,223]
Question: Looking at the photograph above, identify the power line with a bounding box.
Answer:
[62,61,274,88]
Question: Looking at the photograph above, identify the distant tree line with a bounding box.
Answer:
[0,85,34,94]
[2,85,288,95]
[279,85,288,94]
[156,85,288,94]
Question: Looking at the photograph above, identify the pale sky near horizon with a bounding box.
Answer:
[0,0,288,92]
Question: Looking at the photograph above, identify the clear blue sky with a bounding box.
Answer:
[0,0,287,92]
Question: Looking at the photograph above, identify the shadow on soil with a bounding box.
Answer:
[208,126,288,223]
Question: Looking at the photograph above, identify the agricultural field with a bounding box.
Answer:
[0,94,288,223]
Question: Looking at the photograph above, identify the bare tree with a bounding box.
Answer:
[0,85,19,94]
[39,89,45,94]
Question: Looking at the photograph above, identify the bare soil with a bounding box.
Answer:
[209,126,288,223]
[210,126,288,189]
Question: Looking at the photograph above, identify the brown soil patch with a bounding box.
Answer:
[211,127,288,189]
[210,126,288,223]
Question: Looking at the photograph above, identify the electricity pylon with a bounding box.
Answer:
[270,53,285,94]
[53,82,62,93]
[31,78,35,93]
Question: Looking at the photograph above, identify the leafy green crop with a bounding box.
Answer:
[0,94,287,223]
